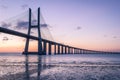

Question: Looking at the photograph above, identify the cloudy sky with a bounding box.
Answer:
[0,0,120,52]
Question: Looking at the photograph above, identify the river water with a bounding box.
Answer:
[0,53,120,80]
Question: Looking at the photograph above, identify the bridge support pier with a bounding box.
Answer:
[80,49,82,54]
[68,47,70,54]
[54,44,56,55]
[23,8,42,55]
[43,41,47,55]
[77,49,79,54]
[69,48,71,54]
[65,46,67,54]
[79,49,80,54]
[61,45,63,54]
[58,44,60,54]
[71,48,74,54]
[74,49,76,54]
[48,42,52,55]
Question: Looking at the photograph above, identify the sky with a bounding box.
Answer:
[0,0,120,52]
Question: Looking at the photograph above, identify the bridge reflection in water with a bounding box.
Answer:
[25,55,40,80]
[25,54,52,80]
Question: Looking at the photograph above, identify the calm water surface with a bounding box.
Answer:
[0,53,120,63]
[0,53,120,80]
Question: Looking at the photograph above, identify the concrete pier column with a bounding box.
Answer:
[87,50,89,53]
[84,50,86,54]
[70,48,72,54]
[85,50,87,53]
[70,47,72,54]
[66,47,68,54]
[61,45,63,54]
[71,48,74,54]
[83,50,85,54]
[80,49,82,54]
[54,44,56,55]
[86,50,88,53]
[71,48,73,54]
[43,41,46,55]
[79,49,80,54]
[73,48,75,54]
[74,48,75,54]
[48,42,51,55]
[80,49,81,54]
[58,44,60,54]
[75,49,77,54]
[87,50,88,53]
[82,50,84,54]
[68,47,70,54]
[76,49,78,54]
[65,46,67,54]
[69,47,71,54]
[82,49,84,54]
[78,49,80,54]
[79,49,81,54]
[77,49,79,54]
[75,49,76,54]
[85,50,87,54]
[77,49,78,54]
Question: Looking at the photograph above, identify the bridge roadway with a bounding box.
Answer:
[0,27,112,55]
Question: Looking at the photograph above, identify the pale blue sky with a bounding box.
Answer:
[0,0,120,52]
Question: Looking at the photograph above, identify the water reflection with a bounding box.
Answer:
[37,55,42,80]
[25,55,30,80]
[25,54,49,80]
[24,54,120,80]
[0,54,120,80]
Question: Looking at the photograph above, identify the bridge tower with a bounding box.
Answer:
[23,8,42,55]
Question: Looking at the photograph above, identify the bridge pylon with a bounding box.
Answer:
[23,8,42,55]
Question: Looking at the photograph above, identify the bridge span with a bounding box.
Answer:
[0,8,114,55]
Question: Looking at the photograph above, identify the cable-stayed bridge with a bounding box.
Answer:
[0,8,117,55]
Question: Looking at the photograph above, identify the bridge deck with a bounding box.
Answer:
[0,27,117,54]
[0,27,64,45]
